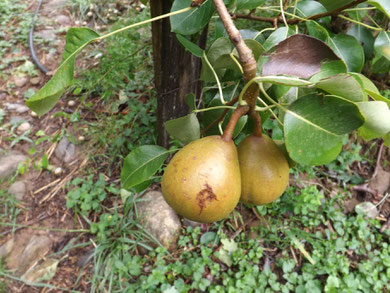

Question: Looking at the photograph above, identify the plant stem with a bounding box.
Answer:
[212,0,259,111]
[250,110,262,137]
[96,7,193,41]
[200,96,239,135]
[221,105,249,141]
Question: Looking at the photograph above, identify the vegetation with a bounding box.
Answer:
[0,0,389,292]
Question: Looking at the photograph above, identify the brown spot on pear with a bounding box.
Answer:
[238,134,289,205]
[161,136,241,223]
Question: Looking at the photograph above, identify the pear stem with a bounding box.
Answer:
[221,105,249,141]
[250,110,262,137]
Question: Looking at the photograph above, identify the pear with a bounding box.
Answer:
[238,134,289,205]
[161,136,241,223]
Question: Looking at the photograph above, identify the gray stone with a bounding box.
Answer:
[14,76,29,87]
[8,181,27,201]
[17,122,31,134]
[55,137,76,163]
[0,238,14,259]
[21,258,59,284]
[18,235,52,274]
[56,14,71,26]
[137,191,181,250]
[42,0,68,12]
[4,103,30,113]
[182,218,202,228]
[10,116,25,125]
[0,151,27,179]
[30,77,40,85]
[35,30,56,41]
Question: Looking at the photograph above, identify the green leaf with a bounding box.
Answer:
[26,28,99,116]
[263,27,294,51]
[296,0,330,24]
[371,54,390,73]
[185,93,196,111]
[309,60,347,82]
[357,101,390,140]
[320,0,354,11]
[365,89,390,108]
[232,39,265,61]
[284,94,365,165]
[200,232,217,244]
[384,133,390,148]
[315,73,366,102]
[306,20,329,42]
[170,0,215,35]
[200,37,233,81]
[121,146,171,189]
[348,72,379,94]
[236,0,265,10]
[176,34,204,57]
[327,34,365,72]
[374,31,390,61]
[368,0,390,18]
[346,24,375,58]
[165,113,200,144]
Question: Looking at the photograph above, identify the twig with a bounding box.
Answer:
[372,141,385,179]
[33,178,61,194]
[351,184,378,196]
[233,0,368,25]
[290,246,298,265]
[39,157,88,204]
[200,96,239,135]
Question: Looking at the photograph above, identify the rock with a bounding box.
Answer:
[355,202,379,219]
[182,218,202,228]
[42,0,68,12]
[137,191,181,250]
[10,116,25,125]
[18,235,52,274]
[30,77,40,85]
[370,167,390,195]
[0,151,27,179]
[55,14,71,26]
[35,30,56,41]
[55,137,76,163]
[17,122,31,133]
[0,238,15,259]
[4,103,30,113]
[14,76,29,87]
[21,258,59,284]
[8,181,27,201]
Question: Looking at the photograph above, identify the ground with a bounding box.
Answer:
[0,0,390,292]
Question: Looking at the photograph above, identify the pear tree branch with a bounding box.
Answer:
[212,0,259,112]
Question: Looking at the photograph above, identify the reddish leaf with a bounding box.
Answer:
[262,34,340,78]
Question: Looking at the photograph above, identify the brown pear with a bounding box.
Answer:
[161,136,241,223]
[238,134,289,205]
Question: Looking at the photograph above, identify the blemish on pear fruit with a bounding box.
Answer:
[196,183,218,214]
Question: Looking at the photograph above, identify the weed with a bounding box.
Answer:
[66,173,119,216]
